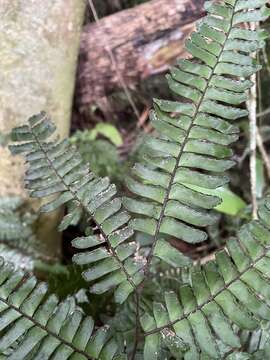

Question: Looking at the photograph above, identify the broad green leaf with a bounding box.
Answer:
[183,184,246,215]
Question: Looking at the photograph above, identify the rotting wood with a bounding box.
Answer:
[76,0,205,109]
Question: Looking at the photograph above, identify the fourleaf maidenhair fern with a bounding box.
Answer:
[10,115,145,304]
[4,0,270,358]
[124,0,270,273]
[0,259,123,359]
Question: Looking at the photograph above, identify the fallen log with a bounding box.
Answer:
[76,0,205,109]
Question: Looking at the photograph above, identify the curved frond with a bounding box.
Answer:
[9,114,144,303]
[141,196,270,359]
[0,258,122,359]
[124,0,270,269]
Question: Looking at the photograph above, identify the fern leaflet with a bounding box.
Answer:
[9,114,144,303]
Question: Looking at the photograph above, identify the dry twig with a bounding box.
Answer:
[247,22,258,219]
[87,0,140,120]
[257,130,270,180]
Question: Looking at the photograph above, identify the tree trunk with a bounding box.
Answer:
[0,0,86,258]
[77,0,204,109]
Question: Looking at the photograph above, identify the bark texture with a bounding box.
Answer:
[77,0,204,108]
[0,0,86,257]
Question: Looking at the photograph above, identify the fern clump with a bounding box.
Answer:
[4,0,270,359]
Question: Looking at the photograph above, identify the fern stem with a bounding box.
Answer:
[143,2,237,278]
[255,49,270,180]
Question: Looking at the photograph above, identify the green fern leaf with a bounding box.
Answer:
[9,114,144,303]
[140,196,270,359]
[124,0,270,269]
[0,258,122,359]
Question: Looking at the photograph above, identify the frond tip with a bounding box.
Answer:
[0,258,121,359]
[142,196,270,359]
[9,113,144,303]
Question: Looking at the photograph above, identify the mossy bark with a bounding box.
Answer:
[0,0,86,258]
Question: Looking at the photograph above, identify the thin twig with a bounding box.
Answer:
[257,47,270,182]
[248,76,258,219]
[87,0,141,120]
[257,130,270,180]
[247,22,258,219]
[256,107,270,118]
[262,46,270,75]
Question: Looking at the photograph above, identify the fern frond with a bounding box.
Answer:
[9,114,144,303]
[0,258,122,359]
[124,0,270,269]
[140,196,270,359]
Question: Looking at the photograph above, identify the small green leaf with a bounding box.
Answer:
[92,123,123,146]
[183,184,246,216]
